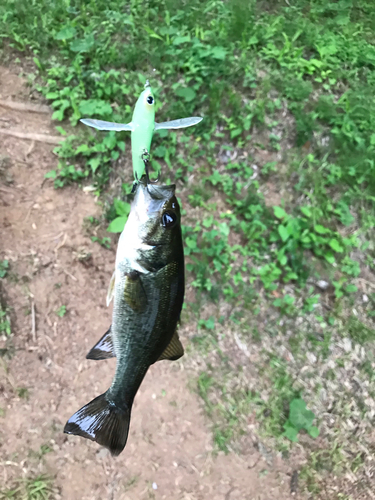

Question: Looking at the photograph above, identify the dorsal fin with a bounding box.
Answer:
[157,329,184,362]
[86,327,115,360]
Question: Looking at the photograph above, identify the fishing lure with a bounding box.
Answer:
[81,81,202,182]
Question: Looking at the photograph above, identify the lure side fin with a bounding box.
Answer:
[64,393,131,457]
[81,118,133,132]
[107,271,116,307]
[157,329,184,362]
[86,327,115,360]
[154,117,203,130]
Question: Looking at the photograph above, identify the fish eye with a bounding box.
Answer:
[161,211,177,228]
[146,95,154,105]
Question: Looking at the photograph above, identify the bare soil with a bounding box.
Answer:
[0,66,296,499]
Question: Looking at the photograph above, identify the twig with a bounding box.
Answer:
[25,140,35,160]
[0,99,50,113]
[62,268,77,281]
[31,300,36,342]
[54,233,67,254]
[24,203,34,223]
[0,128,62,145]
[0,186,15,194]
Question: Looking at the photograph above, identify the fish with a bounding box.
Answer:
[81,81,202,182]
[64,179,185,456]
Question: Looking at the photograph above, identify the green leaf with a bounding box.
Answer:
[107,216,127,233]
[75,144,90,154]
[173,35,190,45]
[314,224,330,234]
[329,238,344,253]
[0,260,9,278]
[273,206,287,219]
[324,251,335,264]
[55,126,67,136]
[33,57,43,70]
[175,87,196,102]
[289,399,315,431]
[55,26,77,40]
[211,46,227,59]
[113,198,130,217]
[283,423,299,442]
[278,225,289,242]
[277,250,287,266]
[308,426,320,438]
[79,99,113,117]
[70,35,95,52]
[87,157,101,173]
[46,92,59,99]
[345,284,358,293]
[301,206,312,218]
[44,170,57,179]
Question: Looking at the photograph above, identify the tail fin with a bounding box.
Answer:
[63,393,131,457]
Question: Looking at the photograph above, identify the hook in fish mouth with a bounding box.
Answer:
[144,79,150,89]
[141,149,160,187]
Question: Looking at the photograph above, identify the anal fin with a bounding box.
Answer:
[157,329,184,362]
[86,327,115,360]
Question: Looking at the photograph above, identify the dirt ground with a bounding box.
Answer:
[0,66,297,499]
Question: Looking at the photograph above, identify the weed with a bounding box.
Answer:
[0,260,9,278]
[0,475,54,500]
[0,296,11,338]
[55,305,66,318]
[91,236,111,249]
[106,198,130,233]
[283,398,319,442]
[16,387,29,399]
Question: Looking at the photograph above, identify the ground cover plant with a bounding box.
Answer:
[1,0,375,497]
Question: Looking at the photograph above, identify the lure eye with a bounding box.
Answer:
[161,211,177,228]
[146,95,154,105]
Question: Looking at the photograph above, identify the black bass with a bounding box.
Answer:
[64,181,185,456]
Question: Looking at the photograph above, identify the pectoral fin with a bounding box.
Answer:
[106,271,116,307]
[81,119,133,132]
[154,117,202,130]
[86,327,115,360]
[157,329,184,362]
[123,271,148,312]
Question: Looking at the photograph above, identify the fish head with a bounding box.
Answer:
[130,182,181,250]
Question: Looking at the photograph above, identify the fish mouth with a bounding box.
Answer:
[134,182,176,217]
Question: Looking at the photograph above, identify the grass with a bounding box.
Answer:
[1,0,375,496]
[0,475,54,500]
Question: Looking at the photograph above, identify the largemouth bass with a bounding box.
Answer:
[64,181,185,456]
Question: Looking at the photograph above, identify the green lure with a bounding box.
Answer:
[81,81,202,181]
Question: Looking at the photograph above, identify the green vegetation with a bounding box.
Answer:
[0,260,9,279]
[0,303,11,337]
[55,305,66,317]
[1,0,375,496]
[283,398,319,442]
[0,260,11,337]
[0,475,54,500]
